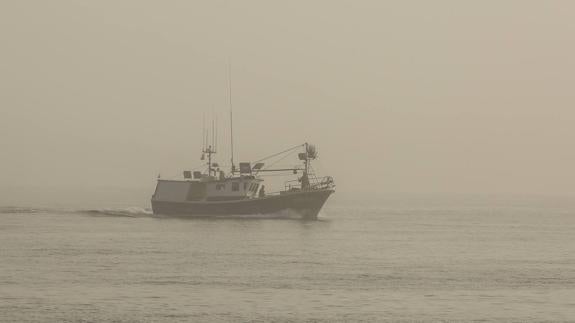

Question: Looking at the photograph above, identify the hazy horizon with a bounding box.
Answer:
[2,1,575,199]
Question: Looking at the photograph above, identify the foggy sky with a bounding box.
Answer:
[1,1,575,197]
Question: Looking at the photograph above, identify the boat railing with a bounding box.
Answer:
[283,176,335,192]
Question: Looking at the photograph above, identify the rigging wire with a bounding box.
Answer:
[256,149,300,175]
[253,144,304,164]
[258,173,299,177]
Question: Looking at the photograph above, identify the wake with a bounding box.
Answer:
[0,206,46,214]
[78,207,153,218]
[0,205,153,218]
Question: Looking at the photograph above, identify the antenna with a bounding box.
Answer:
[228,60,235,173]
[212,109,215,151]
[202,112,206,151]
[205,114,208,150]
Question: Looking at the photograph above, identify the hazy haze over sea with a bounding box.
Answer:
[1,191,574,322]
[2,1,575,321]
[2,1,575,197]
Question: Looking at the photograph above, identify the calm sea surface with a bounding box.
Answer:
[1,193,574,322]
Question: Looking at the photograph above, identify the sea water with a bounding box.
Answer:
[1,193,574,322]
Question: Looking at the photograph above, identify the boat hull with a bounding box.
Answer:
[151,189,334,220]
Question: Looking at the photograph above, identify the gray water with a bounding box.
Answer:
[1,195,574,322]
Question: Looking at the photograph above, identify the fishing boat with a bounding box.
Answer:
[151,140,334,219]
[151,66,334,219]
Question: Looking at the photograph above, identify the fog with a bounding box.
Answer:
[1,1,575,200]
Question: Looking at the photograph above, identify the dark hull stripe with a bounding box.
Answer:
[151,189,334,219]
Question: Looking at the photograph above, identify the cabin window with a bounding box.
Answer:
[232,182,240,191]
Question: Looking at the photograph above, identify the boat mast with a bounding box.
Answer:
[302,142,310,190]
[228,61,236,174]
[202,111,216,177]
[304,142,309,175]
[207,146,213,176]
[203,144,215,177]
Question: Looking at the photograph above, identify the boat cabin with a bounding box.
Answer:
[202,175,263,201]
[153,176,263,203]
